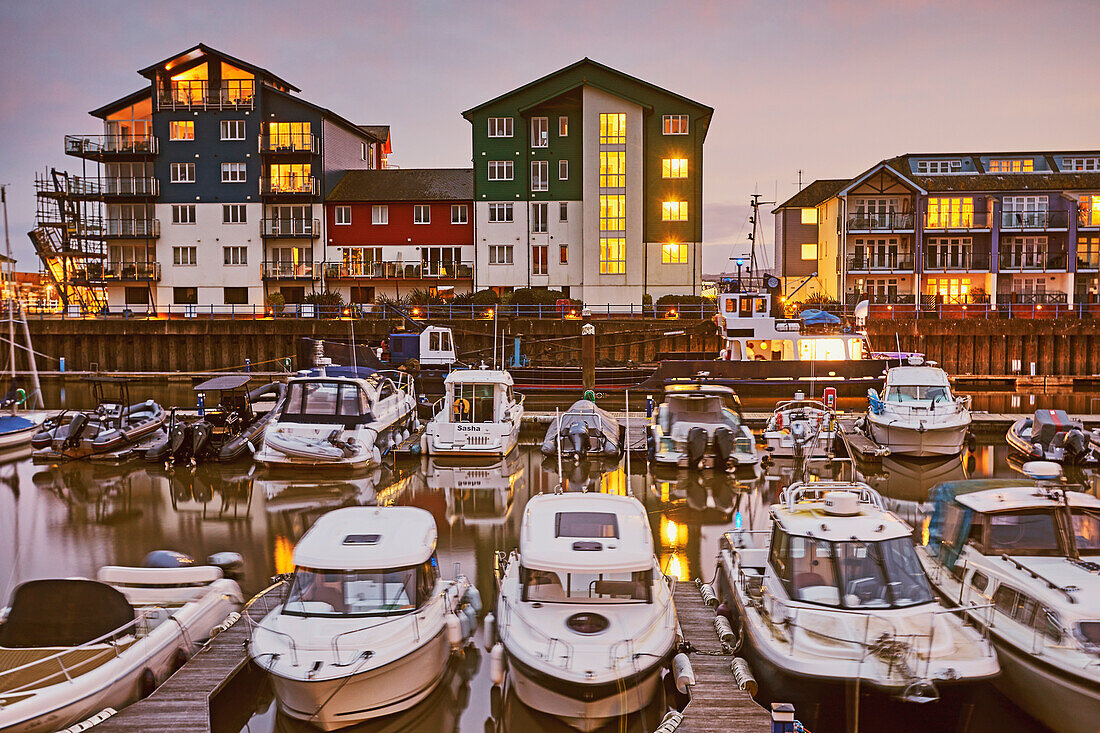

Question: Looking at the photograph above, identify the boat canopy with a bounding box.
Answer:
[798,309,840,325]
[292,506,437,569]
[194,374,251,392]
[444,368,514,386]
[1031,409,1084,445]
[519,494,654,573]
[927,479,1038,568]
[0,579,134,648]
[540,399,619,454]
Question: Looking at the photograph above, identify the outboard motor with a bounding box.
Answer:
[208,551,245,582]
[191,421,212,460]
[168,422,192,461]
[566,422,588,460]
[686,426,708,468]
[62,412,90,450]
[713,426,735,466]
[142,550,195,568]
[1064,430,1088,463]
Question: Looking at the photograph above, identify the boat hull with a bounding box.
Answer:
[424,421,520,458]
[867,415,969,457]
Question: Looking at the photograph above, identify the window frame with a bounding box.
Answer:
[662,158,688,179]
[662,200,689,222]
[662,242,688,265]
[558,159,568,181]
[220,162,246,184]
[488,160,514,181]
[172,245,197,266]
[169,120,194,141]
[558,116,568,137]
[532,244,548,275]
[531,160,549,192]
[172,204,196,224]
[488,244,514,265]
[487,117,513,138]
[335,205,352,226]
[371,205,388,225]
[488,203,514,223]
[531,202,548,233]
[559,202,568,222]
[451,204,468,224]
[801,243,818,260]
[220,119,246,141]
[413,204,431,225]
[222,204,246,224]
[662,114,689,135]
[531,116,549,148]
[170,162,196,184]
[222,245,248,266]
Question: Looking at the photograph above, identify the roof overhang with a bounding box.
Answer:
[89,88,152,119]
[136,43,300,92]
[839,162,927,197]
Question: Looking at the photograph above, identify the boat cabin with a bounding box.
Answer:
[656,384,744,432]
[881,365,955,405]
[518,494,655,604]
[442,369,518,425]
[281,371,402,427]
[283,507,440,618]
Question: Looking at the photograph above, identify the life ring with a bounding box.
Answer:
[453,398,471,419]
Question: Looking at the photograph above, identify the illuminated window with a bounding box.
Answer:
[531,161,548,191]
[600,195,626,232]
[559,159,568,180]
[489,245,513,264]
[926,197,975,228]
[335,206,351,225]
[531,117,548,148]
[266,122,312,151]
[600,238,626,274]
[558,116,568,136]
[925,277,971,301]
[220,162,246,183]
[560,243,568,264]
[413,205,430,224]
[451,205,468,224]
[268,163,311,193]
[1079,195,1100,226]
[662,201,688,221]
[487,117,513,137]
[169,121,194,141]
[372,205,388,225]
[599,113,626,144]
[662,158,688,178]
[220,120,245,140]
[600,151,626,188]
[170,162,195,183]
[662,243,688,264]
[988,158,1034,173]
[532,244,548,275]
[1064,157,1100,171]
[662,115,689,135]
[798,208,817,225]
[488,160,513,181]
[801,243,818,260]
[488,203,513,223]
[798,338,846,361]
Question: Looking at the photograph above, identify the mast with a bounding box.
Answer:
[2,186,14,387]
[746,193,774,284]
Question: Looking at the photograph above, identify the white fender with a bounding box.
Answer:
[483,612,496,649]
[673,652,695,694]
[446,613,462,649]
[490,642,506,686]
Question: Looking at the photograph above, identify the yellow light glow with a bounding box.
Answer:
[662,158,689,178]
[798,338,847,361]
[801,208,818,225]
[921,516,931,546]
[662,242,688,264]
[927,197,974,228]
[601,468,627,495]
[273,535,295,575]
[662,201,688,222]
[662,516,681,546]
[663,552,690,582]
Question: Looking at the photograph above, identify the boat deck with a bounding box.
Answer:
[673,582,772,732]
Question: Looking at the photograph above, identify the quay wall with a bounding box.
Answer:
[23,317,1100,375]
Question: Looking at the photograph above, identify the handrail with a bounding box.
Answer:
[780,481,883,513]
[496,590,574,670]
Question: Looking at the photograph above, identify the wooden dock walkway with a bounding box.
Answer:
[91,585,281,732]
[673,582,771,732]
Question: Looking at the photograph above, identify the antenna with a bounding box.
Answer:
[747,193,775,284]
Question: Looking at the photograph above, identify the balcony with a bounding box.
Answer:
[324,261,475,280]
[845,252,914,273]
[103,219,160,239]
[845,212,915,232]
[1000,210,1069,230]
[1004,292,1068,305]
[157,80,256,110]
[261,261,320,280]
[1080,207,1100,229]
[260,133,318,155]
[65,134,158,160]
[260,177,317,197]
[71,261,161,283]
[1077,247,1100,271]
[999,250,1068,271]
[923,250,991,271]
[261,218,320,238]
[923,211,991,231]
[101,177,159,198]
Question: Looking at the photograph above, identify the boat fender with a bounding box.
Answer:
[463,605,479,639]
[171,647,189,671]
[730,657,758,696]
[655,710,684,732]
[714,615,736,647]
[446,613,463,649]
[463,586,483,614]
[672,652,695,694]
[489,643,506,686]
[138,667,157,698]
[1030,441,1044,459]
[698,582,719,608]
[483,612,496,649]
[371,446,382,465]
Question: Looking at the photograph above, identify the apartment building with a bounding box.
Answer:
[35,44,384,311]
[462,59,712,303]
[324,168,474,302]
[774,151,1100,310]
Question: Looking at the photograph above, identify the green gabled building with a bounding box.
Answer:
[462,58,712,303]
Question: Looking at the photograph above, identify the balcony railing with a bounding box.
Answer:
[998,250,1068,270]
[101,177,159,197]
[260,177,317,196]
[1077,248,1100,270]
[261,261,320,280]
[923,211,991,230]
[158,80,256,110]
[1000,210,1069,229]
[1005,292,1068,305]
[860,293,917,305]
[261,218,319,238]
[1079,206,1100,228]
[920,293,991,307]
[846,212,915,231]
[72,261,161,283]
[260,133,318,154]
[324,261,475,280]
[845,253,914,272]
[100,218,160,238]
[923,250,991,271]
[65,134,158,158]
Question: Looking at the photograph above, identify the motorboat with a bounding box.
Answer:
[0,390,46,451]
[31,377,168,461]
[1006,409,1099,464]
[539,398,621,461]
[649,382,758,470]
[762,394,837,458]
[248,506,480,731]
[919,479,1100,733]
[254,365,416,470]
[422,368,523,458]
[146,376,286,463]
[0,552,242,732]
[865,359,972,457]
[493,493,677,731]
[716,481,998,712]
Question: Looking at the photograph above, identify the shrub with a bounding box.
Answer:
[404,288,446,305]
[265,292,285,308]
[304,289,344,307]
[655,294,709,307]
[785,292,840,318]
[505,288,575,306]
[450,289,500,306]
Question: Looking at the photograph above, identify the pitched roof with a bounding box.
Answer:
[264,86,376,142]
[89,88,151,119]
[885,153,1100,192]
[136,43,299,92]
[358,125,392,154]
[774,179,848,211]
[327,169,473,202]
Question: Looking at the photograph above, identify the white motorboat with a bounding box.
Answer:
[427,453,522,529]
[248,506,480,731]
[255,365,416,470]
[1006,409,1100,465]
[919,479,1100,733]
[717,481,998,711]
[0,555,242,732]
[493,493,677,732]
[649,382,758,469]
[422,368,523,458]
[762,394,837,458]
[866,359,971,457]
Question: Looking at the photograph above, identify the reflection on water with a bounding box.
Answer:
[1,443,1095,732]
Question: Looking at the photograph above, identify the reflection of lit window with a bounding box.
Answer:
[273,535,295,575]
[801,208,817,225]
[798,338,846,361]
[661,551,690,581]
[662,243,688,264]
[601,469,627,495]
[662,201,688,221]
[662,516,681,546]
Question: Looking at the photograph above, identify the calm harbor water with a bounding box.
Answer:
[1,441,1096,732]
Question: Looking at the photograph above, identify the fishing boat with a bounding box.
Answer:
[146,376,286,463]
[864,358,972,457]
[31,377,167,461]
[920,479,1100,733]
[248,506,480,731]
[0,552,242,732]
[717,481,999,718]
[254,365,416,470]
[422,368,523,458]
[492,493,677,731]
[1006,409,1099,464]
[649,382,758,470]
[762,394,837,458]
[539,398,621,460]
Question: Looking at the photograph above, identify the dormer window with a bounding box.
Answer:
[988,158,1034,173]
[916,160,961,174]
[1063,156,1100,171]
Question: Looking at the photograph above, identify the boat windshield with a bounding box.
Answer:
[664,395,741,429]
[284,381,369,418]
[1071,509,1100,554]
[283,561,438,617]
[785,536,933,609]
[520,566,652,604]
[987,511,1061,554]
[885,385,952,403]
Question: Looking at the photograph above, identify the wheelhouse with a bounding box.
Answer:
[443,370,518,424]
